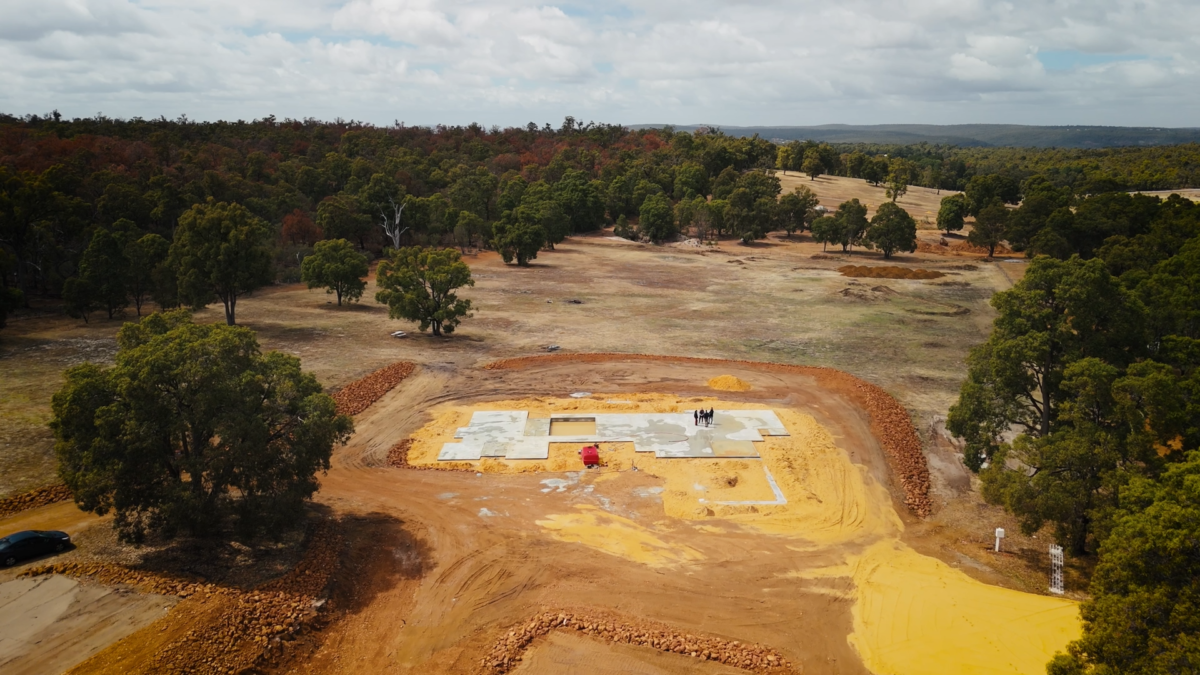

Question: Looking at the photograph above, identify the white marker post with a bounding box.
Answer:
[1049,545,1065,595]
[994,527,1005,552]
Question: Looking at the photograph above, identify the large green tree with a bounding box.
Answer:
[836,198,870,253]
[168,200,273,325]
[125,232,170,316]
[936,193,968,235]
[64,227,129,322]
[778,186,819,237]
[865,202,917,258]
[968,201,1010,257]
[1047,451,1200,674]
[948,256,1146,470]
[301,238,369,306]
[375,246,474,335]
[639,192,676,243]
[51,311,351,541]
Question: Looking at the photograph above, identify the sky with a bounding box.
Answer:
[1,0,1198,128]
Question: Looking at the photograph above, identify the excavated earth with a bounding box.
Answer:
[268,354,938,675]
[2,354,1079,675]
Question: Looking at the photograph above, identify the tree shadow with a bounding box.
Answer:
[329,511,434,615]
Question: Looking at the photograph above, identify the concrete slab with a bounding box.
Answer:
[524,418,551,437]
[711,440,761,458]
[441,409,789,462]
[505,439,550,460]
[437,443,482,461]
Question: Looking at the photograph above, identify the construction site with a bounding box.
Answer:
[0,234,1080,675]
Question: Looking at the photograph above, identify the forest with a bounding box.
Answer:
[4,112,1200,331]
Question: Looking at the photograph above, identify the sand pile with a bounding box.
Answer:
[0,483,72,519]
[331,361,415,416]
[483,354,932,516]
[839,265,944,280]
[478,608,795,675]
[707,375,751,391]
[26,518,343,675]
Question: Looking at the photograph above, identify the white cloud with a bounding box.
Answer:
[0,0,1198,126]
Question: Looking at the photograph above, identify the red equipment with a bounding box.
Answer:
[580,445,600,468]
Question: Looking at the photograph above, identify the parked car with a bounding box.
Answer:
[0,530,72,567]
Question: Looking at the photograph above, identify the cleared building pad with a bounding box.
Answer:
[440,410,788,461]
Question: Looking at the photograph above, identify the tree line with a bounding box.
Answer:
[945,191,1200,672]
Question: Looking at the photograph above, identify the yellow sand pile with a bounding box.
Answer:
[707,375,751,391]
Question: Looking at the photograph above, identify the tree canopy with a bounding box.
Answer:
[375,246,474,336]
[169,200,273,325]
[50,310,351,541]
[865,202,917,258]
[301,238,368,305]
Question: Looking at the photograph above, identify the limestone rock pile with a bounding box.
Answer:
[0,483,72,519]
[332,361,415,416]
[478,609,797,675]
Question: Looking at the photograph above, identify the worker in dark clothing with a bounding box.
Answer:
[694,410,699,425]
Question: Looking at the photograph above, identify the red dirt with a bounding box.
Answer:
[479,608,796,675]
[484,354,931,517]
[838,265,944,280]
[331,362,416,416]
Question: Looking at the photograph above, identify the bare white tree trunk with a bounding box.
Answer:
[381,198,408,249]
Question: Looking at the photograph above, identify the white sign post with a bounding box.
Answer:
[994,527,1005,552]
[1049,545,1065,595]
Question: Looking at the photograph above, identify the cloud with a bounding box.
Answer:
[0,0,1198,126]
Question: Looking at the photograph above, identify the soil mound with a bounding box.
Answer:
[839,265,944,280]
[707,375,751,392]
[331,361,415,416]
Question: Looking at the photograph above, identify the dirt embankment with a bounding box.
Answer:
[0,483,72,519]
[838,265,944,280]
[25,518,343,675]
[483,354,932,517]
[331,362,416,416]
[480,608,796,675]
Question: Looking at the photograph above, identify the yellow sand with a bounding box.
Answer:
[844,540,1079,675]
[536,505,702,568]
[707,375,751,391]
[405,394,1080,673]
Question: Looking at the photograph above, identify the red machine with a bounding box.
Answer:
[580,445,600,468]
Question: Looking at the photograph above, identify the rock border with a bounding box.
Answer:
[0,483,72,520]
[331,361,416,416]
[477,607,797,674]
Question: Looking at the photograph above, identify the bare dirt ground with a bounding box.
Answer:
[0,232,1076,674]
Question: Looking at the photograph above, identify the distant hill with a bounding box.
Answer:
[628,124,1200,148]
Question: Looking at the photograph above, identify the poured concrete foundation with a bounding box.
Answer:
[437,409,789,461]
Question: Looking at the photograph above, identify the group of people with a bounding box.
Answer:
[694,408,715,426]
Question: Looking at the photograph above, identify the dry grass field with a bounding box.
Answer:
[776,171,959,226]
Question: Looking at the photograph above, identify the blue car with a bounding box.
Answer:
[0,530,72,567]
